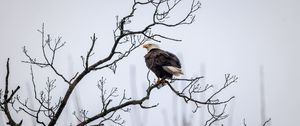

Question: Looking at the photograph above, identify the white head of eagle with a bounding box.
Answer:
[143,43,183,83]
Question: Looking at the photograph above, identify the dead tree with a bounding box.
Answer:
[1,0,238,125]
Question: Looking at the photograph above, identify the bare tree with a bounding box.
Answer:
[0,0,239,126]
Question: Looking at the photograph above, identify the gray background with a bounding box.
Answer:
[0,0,299,125]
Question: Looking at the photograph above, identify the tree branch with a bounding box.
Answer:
[1,58,22,126]
[77,83,159,126]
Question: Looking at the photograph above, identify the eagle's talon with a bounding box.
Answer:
[160,79,168,84]
[155,78,161,85]
[155,79,169,89]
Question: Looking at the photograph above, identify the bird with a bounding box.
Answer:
[143,43,183,85]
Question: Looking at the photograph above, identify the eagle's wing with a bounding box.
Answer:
[145,49,182,78]
[155,50,181,68]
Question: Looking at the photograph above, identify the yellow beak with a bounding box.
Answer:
[143,44,149,48]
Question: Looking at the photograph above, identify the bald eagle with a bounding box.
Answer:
[143,43,183,84]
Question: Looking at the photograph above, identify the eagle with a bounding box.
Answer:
[143,43,183,84]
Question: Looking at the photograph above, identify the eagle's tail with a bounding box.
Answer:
[162,66,183,76]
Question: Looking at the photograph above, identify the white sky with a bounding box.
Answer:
[0,0,299,126]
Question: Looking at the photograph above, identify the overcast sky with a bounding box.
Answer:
[0,0,299,126]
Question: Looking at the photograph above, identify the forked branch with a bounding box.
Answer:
[0,58,22,126]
